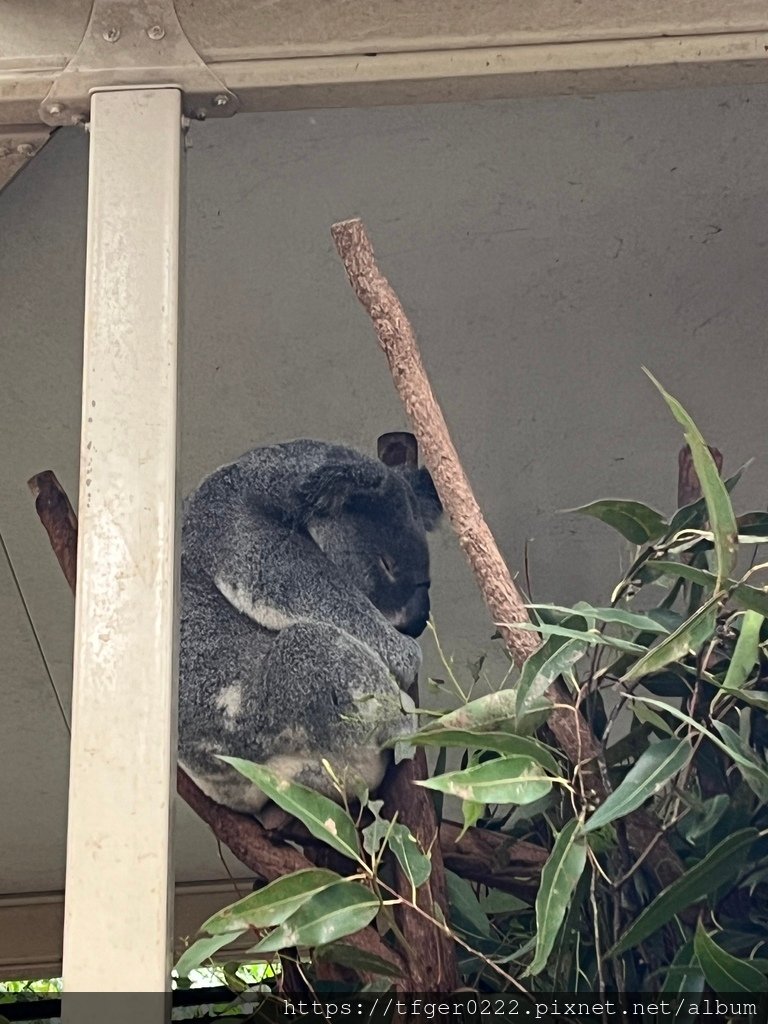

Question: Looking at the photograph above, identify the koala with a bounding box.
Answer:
[178,438,442,814]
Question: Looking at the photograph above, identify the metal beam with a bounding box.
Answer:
[0,2,767,126]
[62,88,181,1001]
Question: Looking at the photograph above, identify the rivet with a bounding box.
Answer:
[212,94,229,107]
[46,104,63,117]
[102,26,120,42]
[195,108,207,120]
[147,24,165,40]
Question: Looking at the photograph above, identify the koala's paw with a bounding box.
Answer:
[386,633,422,688]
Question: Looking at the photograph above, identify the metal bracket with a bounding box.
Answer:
[39,0,239,127]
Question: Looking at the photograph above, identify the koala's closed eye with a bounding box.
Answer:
[378,555,396,581]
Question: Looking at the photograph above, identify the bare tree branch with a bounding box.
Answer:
[330,216,684,886]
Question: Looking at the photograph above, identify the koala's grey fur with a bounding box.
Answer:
[179,439,442,814]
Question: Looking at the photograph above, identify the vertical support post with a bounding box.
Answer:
[62,89,182,999]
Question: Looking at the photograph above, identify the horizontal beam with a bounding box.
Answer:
[0,24,767,126]
[0,881,258,981]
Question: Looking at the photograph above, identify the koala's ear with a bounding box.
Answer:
[297,461,388,521]
[377,431,418,469]
[404,466,443,532]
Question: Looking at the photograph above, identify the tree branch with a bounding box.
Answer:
[330,216,683,884]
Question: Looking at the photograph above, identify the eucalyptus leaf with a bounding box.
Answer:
[645,371,738,583]
[252,881,380,953]
[200,869,342,935]
[564,498,667,544]
[528,603,670,634]
[722,610,763,693]
[661,940,705,1002]
[609,829,758,956]
[175,933,245,978]
[506,620,647,654]
[645,561,768,616]
[388,823,432,889]
[516,619,590,717]
[678,794,729,845]
[711,721,768,801]
[584,738,690,833]
[526,820,587,976]
[627,696,768,779]
[694,921,768,993]
[219,757,361,862]
[620,599,718,684]
[446,871,494,940]
[314,941,403,979]
[417,756,553,806]
[460,798,484,838]
[410,728,560,775]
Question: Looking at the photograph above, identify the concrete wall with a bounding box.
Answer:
[1,83,767,893]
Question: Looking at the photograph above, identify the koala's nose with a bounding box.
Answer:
[398,585,431,638]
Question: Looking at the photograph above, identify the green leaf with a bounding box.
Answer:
[528,603,670,634]
[644,560,768,616]
[564,498,667,544]
[175,933,245,978]
[252,881,380,953]
[584,738,690,833]
[506,620,647,654]
[645,370,738,583]
[694,921,768,993]
[314,941,403,979]
[722,610,763,693]
[527,820,587,976]
[388,824,432,889]
[480,889,530,914]
[516,620,590,717]
[410,728,561,775]
[460,798,484,838]
[200,869,342,935]
[445,871,493,940]
[661,940,705,999]
[632,699,675,736]
[678,794,729,845]
[219,757,361,862]
[417,756,554,806]
[620,599,718,684]
[609,829,758,956]
[711,721,768,801]
[628,695,768,782]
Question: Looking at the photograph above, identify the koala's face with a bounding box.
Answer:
[308,470,440,638]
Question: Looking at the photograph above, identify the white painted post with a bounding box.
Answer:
[62,89,182,1003]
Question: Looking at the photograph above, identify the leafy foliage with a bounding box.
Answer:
[176,380,768,1001]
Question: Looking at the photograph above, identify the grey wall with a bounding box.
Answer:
[1,83,767,892]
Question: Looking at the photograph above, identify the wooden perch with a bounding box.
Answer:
[331,219,595,769]
[330,216,684,885]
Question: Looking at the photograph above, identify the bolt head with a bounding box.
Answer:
[147,24,165,39]
[102,26,120,42]
[213,94,229,107]
[46,103,63,117]
[16,143,35,156]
